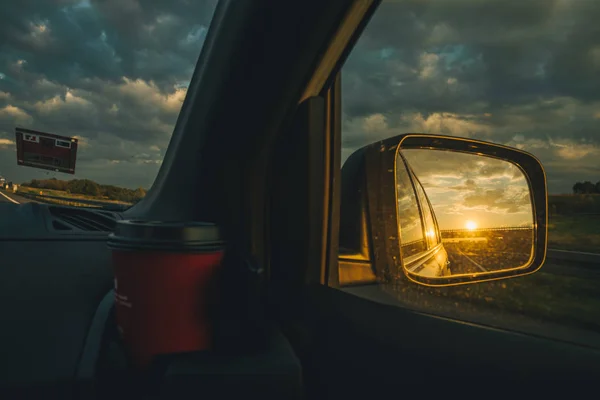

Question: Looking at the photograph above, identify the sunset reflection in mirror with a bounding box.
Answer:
[397,149,534,278]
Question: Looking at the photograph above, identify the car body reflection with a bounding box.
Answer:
[397,153,450,277]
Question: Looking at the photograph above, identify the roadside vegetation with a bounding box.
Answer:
[390,195,600,337]
[19,178,146,205]
[548,194,600,253]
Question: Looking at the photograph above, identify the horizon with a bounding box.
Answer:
[0,170,597,196]
[1,1,600,193]
[1,173,596,197]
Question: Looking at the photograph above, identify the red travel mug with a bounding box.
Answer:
[107,220,224,369]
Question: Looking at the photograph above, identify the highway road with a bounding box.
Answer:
[449,248,534,274]
[0,189,37,204]
[0,188,129,211]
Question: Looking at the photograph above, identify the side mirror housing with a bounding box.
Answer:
[339,134,548,287]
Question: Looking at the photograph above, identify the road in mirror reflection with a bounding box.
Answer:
[397,149,534,278]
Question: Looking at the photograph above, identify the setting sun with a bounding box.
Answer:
[465,220,478,231]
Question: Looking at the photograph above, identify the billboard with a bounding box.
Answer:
[15,127,78,174]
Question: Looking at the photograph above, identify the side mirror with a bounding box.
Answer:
[338,134,547,287]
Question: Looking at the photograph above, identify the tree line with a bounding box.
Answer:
[572,181,600,194]
[22,178,146,203]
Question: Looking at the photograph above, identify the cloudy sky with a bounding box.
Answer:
[342,0,600,194]
[0,0,218,188]
[402,149,533,230]
[0,0,599,193]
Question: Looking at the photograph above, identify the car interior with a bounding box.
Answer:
[1,0,599,399]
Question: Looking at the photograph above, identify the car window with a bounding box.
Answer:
[396,156,426,257]
[0,1,218,210]
[340,0,600,348]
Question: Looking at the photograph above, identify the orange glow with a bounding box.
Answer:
[465,220,477,231]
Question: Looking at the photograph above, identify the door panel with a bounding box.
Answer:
[270,283,600,398]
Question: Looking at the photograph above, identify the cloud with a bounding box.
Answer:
[401,149,532,229]
[0,0,217,187]
[0,138,15,148]
[553,141,599,160]
[462,187,530,214]
[449,178,477,191]
[0,105,32,121]
[0,0,218,188]
[1,0,599,194]
[341,0,600,194]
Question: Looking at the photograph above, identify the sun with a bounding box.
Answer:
[465,220,478,231]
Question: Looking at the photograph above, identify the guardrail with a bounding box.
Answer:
[441,227,532,233]
[16,191,132,211]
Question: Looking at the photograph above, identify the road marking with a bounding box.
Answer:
[0,191,20,204]
[457,248,487,272]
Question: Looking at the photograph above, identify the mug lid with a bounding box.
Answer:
[107,220,223,252]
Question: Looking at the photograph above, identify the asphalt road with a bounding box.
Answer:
[449,248,534,274]
[452,248,488,273]
[0,189,36,204]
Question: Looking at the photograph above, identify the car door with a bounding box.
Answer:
[1,0,599,398]
[267,0,600,398]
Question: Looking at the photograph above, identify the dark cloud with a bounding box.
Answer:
[0,0,218,87]
[401,149,533,229]
[400,149,525,185]
[342,0,600,194]
[0,0,598,193]
[0,0,218,188]
[449,179,476,192]
[463,187,530,214]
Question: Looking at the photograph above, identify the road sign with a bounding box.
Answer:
[15,127,78,174]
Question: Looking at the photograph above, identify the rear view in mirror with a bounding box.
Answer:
[338,133,547,287]
[397,149,534,280]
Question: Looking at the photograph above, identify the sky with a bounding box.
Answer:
[0,0,598,193]
[341,0,600,195]
[0,0,218,188]
[401,149,533,230]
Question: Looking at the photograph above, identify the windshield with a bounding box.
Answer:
[0,0,219,210]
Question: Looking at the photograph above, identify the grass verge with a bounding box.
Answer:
[17,186,131,206]
[387,270,600,336]
[548,214,600,253]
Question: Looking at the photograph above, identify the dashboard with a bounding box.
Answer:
[0,202,122,239]
[0,203,116,392]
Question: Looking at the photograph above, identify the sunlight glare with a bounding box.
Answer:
[465,220,477,231]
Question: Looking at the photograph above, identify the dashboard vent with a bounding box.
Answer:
[48,206,118,232]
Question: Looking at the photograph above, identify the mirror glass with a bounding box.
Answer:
[396,149,534,278]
